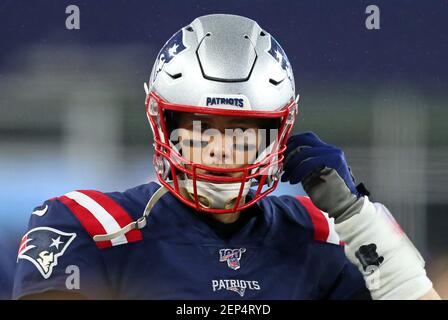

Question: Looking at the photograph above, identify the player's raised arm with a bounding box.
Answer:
[282,131,441,300]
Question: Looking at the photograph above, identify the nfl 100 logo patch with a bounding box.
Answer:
[219,248,246,270]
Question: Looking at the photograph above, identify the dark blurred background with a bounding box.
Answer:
[1,0,447,299]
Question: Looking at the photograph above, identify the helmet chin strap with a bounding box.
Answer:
[179,179,252,210]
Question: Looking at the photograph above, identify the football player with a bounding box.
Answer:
[13,14,440,300]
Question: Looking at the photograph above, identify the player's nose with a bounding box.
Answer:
[205,134,234,165]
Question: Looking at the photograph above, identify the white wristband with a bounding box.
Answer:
[335,196,433,300]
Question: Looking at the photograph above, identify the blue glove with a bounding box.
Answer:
[281,132,367,220]
[281,131,359,195]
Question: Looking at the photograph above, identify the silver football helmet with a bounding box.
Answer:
[145,14,298,214]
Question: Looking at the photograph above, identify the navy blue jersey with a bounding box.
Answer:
[13,182,366,299]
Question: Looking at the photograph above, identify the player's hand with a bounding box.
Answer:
[281,132,365,221]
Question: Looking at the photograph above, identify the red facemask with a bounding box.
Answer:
[146,91,298,214]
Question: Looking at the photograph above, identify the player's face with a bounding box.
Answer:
[173,113,265,178]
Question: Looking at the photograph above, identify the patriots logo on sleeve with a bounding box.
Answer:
[152,29,187,83]
[17,227,76,279]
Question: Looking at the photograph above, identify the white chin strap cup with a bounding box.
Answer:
[179,179,252,210]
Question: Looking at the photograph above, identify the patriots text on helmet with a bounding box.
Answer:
[206,97,245,108]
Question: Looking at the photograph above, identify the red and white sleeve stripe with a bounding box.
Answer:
[58,190,143,249]
[295,196,342,246]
